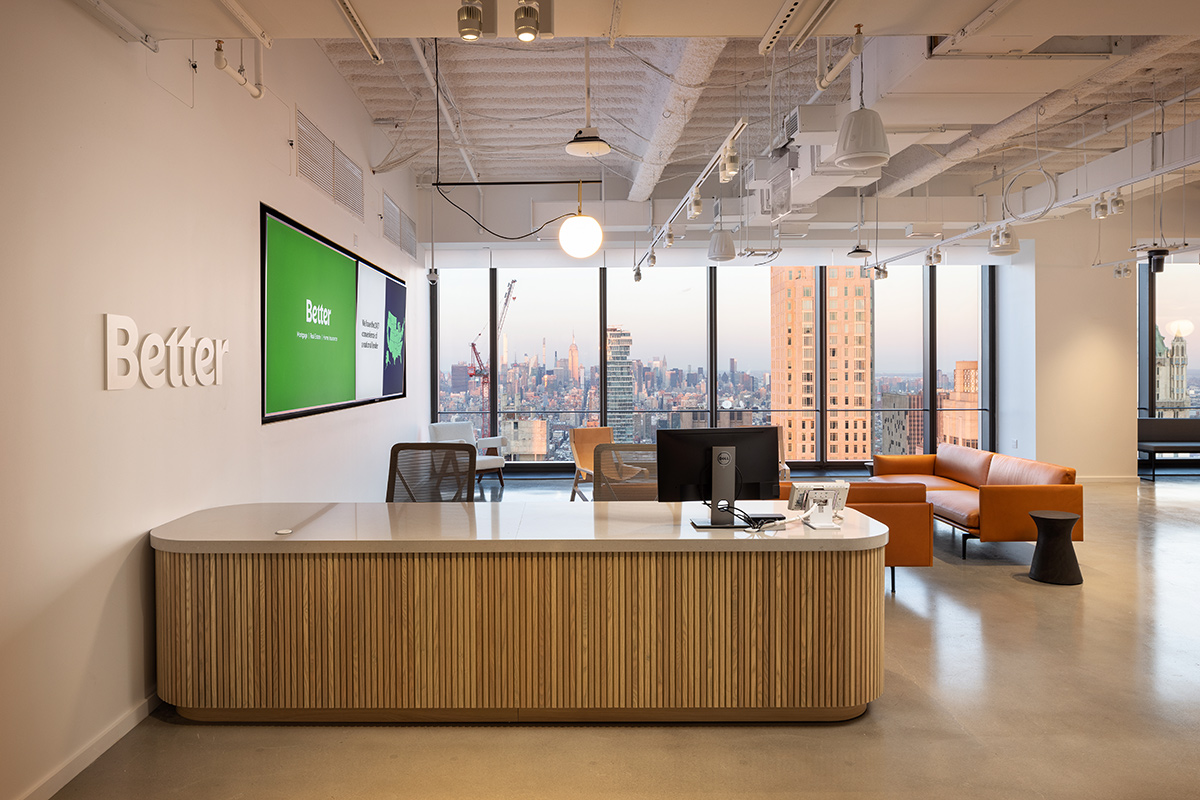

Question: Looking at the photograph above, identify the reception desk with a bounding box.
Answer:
[151,501,887,722]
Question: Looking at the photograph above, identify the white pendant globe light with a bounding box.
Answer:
[559,181,603,258]
[833,55,890,170]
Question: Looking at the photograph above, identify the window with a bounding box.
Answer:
[495,267,599,461]
[1149,261,1200,418]
[607,265,707,442]
[936,266,983,450]
[437,269,491,435]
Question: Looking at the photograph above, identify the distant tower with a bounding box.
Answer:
[542,337,547,368]
[568,333,581,384]
[503,333,509,367]
[606,326,634,443]
[1157,324,1190,417]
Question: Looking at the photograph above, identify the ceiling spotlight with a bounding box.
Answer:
[427,267,439,285]
[875,264,889,280]
[559,181,603,258]
[514,0,539,42]
[924,246,942,266]
[847,244,872,259]
[687,187,702,220]
[1109,189,1126,215]
[458,0,483,40]
[987,224,1021,257]
[833,50,889,170]
[1091,194,1109,220]
[648,250,657,267]
[634,265,642,282]
[1114,263,1133,279]
[665,229,674,248]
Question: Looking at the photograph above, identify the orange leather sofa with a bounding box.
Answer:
[780,480,933,592]
[870,443,1083,557]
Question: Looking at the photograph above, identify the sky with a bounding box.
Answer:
[438,262,985,377]
[1155,261,1200,369]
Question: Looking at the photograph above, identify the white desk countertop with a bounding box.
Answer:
[150,501,888,554]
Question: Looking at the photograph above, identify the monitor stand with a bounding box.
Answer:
[690,445,748,530]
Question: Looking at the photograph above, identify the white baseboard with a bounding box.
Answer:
[19,692,160,800]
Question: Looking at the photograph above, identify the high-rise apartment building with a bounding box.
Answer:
[770,265,873,460]
[937,360,980,448]
[880,391,924,455]
[606,326,634,443]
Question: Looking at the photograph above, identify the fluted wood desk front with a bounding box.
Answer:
[152,501,887,722]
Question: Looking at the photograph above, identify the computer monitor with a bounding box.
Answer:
[656,426,782,529]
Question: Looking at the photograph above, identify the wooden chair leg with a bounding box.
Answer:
[570,473,581,501]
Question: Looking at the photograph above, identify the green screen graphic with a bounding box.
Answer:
[263,217,358,415]
[386,312,404,367]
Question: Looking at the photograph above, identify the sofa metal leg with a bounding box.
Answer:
[962,534,967,560]
[889,566,896,595]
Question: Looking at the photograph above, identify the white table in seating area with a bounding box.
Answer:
[151,501,888,723]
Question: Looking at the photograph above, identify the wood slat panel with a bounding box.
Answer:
[157,548,884,721]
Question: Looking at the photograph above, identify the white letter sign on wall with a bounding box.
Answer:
[105,314,229,390]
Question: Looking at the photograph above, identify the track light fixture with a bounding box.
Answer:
[719,143,740,183]
[1109,189,1126,215]
[1113,263,1133,279]
[634,265,643,282]
[648,250,657,267]
[875,264,889,280]
[514,0,539,42]
[558,181,603,258]
[458,0,483,40]
[427,267,439,285]
[924,246,942,266]
[687,187,702,220]
[665,229,674,248]
[987,223,1021,257]
[1091,194,1109,220]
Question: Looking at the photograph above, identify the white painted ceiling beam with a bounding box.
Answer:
[626,38,728,202]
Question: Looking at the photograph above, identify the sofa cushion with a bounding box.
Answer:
[872,474,971,493]
[933,443,993,488]
[986,453,1076,486]
[872,453,936,475]
[928,489,981,530]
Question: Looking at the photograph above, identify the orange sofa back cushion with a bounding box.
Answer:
[933,443,993,488]
[986,453,1076,485]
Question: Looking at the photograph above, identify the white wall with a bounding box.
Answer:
[995,249,1038,460]
[0,4,428,799]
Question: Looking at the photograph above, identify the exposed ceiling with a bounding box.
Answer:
[94,0,1200,247]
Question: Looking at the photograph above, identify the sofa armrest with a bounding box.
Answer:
[873,453,936,476]
[978,484,1084,542]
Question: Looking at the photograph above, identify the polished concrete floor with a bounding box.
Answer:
[55,478,1200,799]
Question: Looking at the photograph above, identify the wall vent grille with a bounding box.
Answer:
[400,209,419,262]
[383,193,402,247]
[296,110,333,197]
[333,145,364,220]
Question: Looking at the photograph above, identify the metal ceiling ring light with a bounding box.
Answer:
[559,181,603,258]
[566,37,611,157]
[833,28,890,171]
[847,190,872,259]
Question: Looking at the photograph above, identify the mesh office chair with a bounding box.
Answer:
[386,443,477,502]
[593,443,658,501]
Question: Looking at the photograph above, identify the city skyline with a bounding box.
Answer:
[438,263,985,378]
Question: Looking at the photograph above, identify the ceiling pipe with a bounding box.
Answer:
[214,40,263,99]
[974,82,1200,192]
[930,0,1017,56]
[408,38,481,187]
[877,35,1199,198]
[809,26,864,101]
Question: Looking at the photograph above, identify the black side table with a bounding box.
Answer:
[1028,510,1083,585]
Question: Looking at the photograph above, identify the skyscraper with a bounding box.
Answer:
[770,265,873,460]
[606,326,634,443]
[1156,324,1190,417]
[568,333,581,385]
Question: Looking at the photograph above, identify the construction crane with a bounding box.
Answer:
[468,279,517,387]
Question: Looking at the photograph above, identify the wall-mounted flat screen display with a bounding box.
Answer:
[261,205,406,422]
